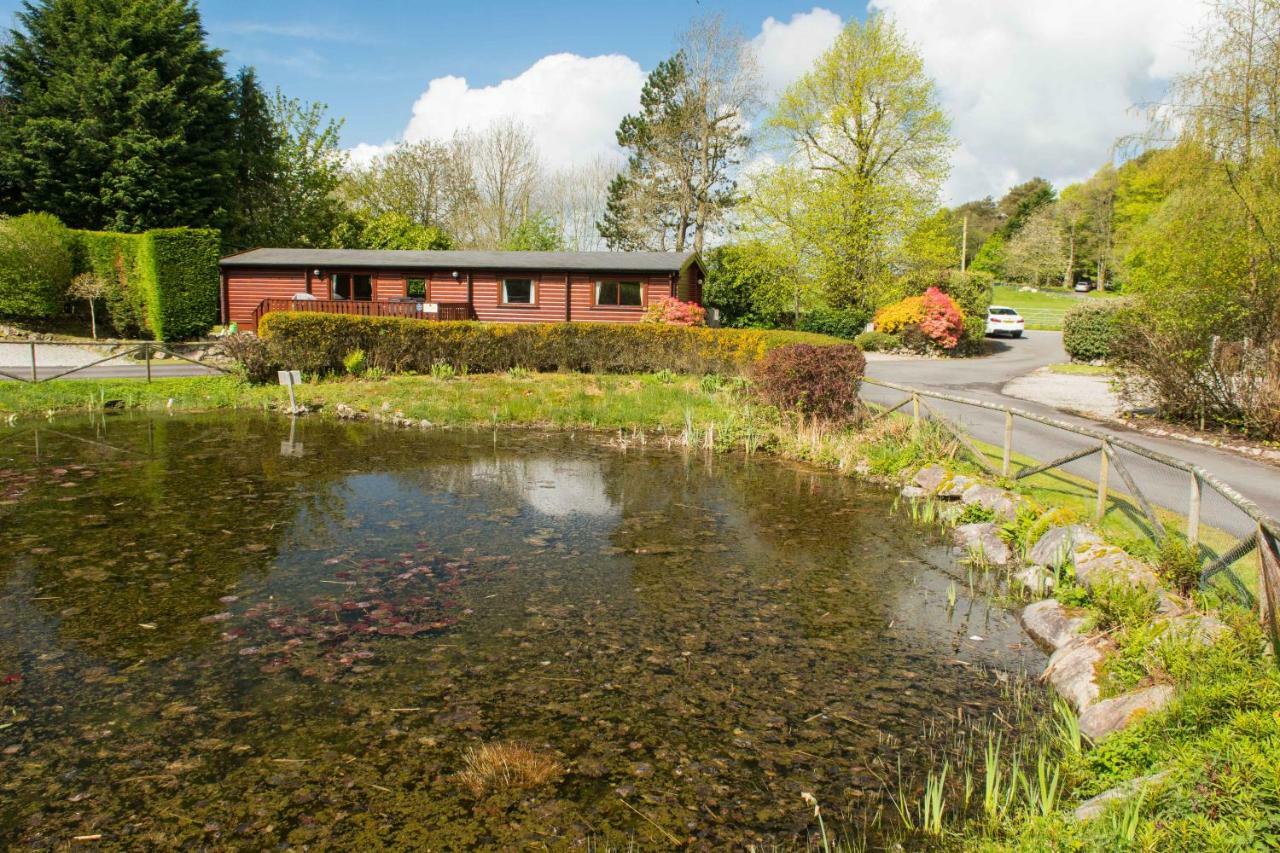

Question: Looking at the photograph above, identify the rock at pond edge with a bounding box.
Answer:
[952,522,1012,566]
[1021,599,1086,651]
[1078,684,1174,742]
[1044,637,1106,711]
[1027,525,1103,570]
[1073,771,1171,821]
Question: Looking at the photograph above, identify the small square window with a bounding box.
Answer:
[503,278,534,304]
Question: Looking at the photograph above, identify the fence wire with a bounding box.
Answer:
[861,377,1276,610]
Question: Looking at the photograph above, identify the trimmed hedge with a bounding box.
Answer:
[0,213,75,319]
[798,305,872,340]
[76,231,145,336]
[1063,300,1128,362]
[72,227,220,340]
[256,312,844,377]
[139,228,221,340]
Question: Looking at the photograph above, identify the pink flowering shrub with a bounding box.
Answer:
[917,287,965,350]
[642,297,707,327]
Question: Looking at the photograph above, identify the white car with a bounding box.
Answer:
[985,305,1025,338]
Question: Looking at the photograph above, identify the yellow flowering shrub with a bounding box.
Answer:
[873,296,925,334]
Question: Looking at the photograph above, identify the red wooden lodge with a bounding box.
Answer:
[219,249,706,332]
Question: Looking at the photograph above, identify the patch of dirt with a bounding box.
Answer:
[1001,367,1123,419]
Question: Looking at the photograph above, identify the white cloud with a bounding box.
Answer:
[871,0,1209,201]
[395,53,645,171]
[346,10,841,173]
[750,8,844,97]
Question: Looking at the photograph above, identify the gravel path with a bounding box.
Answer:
[0,342,103,368]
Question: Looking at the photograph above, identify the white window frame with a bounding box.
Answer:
[501,277,536,305]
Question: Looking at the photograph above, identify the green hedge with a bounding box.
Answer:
[0,213,75,319]
[257,313,845,377]
[1063,300,1129,362]
[76,230,145,336]
[73,227,220,340]
[138,228,221,340]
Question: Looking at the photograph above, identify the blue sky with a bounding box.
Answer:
[0,1,864,148]
[0,1,1208,200]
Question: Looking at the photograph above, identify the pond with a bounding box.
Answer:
[0,415,1044,848]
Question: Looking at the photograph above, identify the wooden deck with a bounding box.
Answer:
[251,298,474,329]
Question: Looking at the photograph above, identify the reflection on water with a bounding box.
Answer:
[0,415,1043,848]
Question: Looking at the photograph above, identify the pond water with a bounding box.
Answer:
[0,415,1044,848]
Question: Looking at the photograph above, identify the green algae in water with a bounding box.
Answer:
[0,414,1044,848]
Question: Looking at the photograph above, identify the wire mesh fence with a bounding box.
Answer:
[861,377,1279,630]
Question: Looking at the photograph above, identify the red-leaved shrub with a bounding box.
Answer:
[753,343,867,423]
[643,296,707,326]
[917,287,965,350]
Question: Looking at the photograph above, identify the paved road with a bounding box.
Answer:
[0,342,221,381]
[863,332,1279,535]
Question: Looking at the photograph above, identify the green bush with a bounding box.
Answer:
[342,348,368,376]
[0,212,75,319]
[853,330,900,352]
[752,343,866,423]
[256,313,844,380]
[797,305,871,340]
[138,228,221,340]
[1063,300,1128,362]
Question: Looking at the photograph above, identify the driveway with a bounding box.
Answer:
[0,341,221,381]
[863,332,1279,532]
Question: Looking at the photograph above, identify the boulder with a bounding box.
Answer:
[959,484,1023,520]
[952,523,1012,566]
[913,465,948,493]
[1073,544,1160,592]
[900,485,928,500]
[1021,599,1087,651]
[1027,525,1103,570]
[1160,613,1229,646]
[936,474,976,499]
[1013,566,1056,597]
[1078,685,1174,742]
[1044,637,1106,711]
[1073,771,1171,821]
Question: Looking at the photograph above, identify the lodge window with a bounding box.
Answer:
[595,280,643,307]
[502,278,535,305]
[406,277,427,299]
[332,273,373,301]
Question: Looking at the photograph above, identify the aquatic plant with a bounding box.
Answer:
[455,741,563,797]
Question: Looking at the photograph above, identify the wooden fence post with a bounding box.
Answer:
[1258,523,1280,661]
[144,343,152,383]
[1095,444,1109,524]
[911,394,920,434]
[1187,473,1202,547]
[29,341,37,383]
[1002,411,1014,477]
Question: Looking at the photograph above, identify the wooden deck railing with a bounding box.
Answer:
[251,298,474,329]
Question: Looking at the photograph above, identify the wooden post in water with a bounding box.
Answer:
[1001,411,1014,477]
[1187,473,1202,547]
[1095,444,1109,524]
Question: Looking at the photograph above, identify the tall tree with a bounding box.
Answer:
[270,91,346,247]
[1005,206,1065,286]
[950,197,1001,267]
[758,12,952,307]
[225,67,282,250]
[996,177,1055,239]
[601,17,758,252]
[340,138,476,241]
[470,119,540,248]
[0,0,235,231]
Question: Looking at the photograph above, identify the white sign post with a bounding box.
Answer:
[277,369,302,414]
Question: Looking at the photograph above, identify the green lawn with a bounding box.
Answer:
[991,284,1121,330]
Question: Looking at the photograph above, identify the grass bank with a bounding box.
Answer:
[993,285,1121,330]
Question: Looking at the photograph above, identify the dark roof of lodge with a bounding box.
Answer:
[220,248,703,275]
